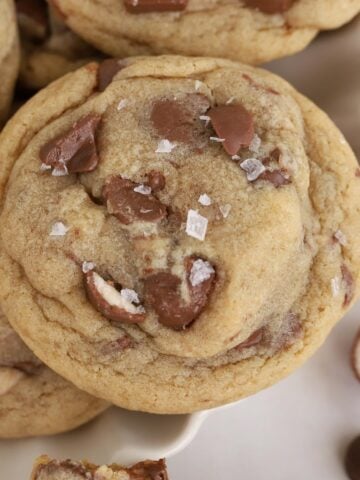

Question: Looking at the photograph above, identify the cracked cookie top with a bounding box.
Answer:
[49,0,360,64]
[0,309,107,438]
[0,56,359,413]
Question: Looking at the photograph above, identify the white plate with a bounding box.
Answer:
[0,409,208,477]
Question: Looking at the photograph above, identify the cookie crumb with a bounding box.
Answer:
[186,209,208,241]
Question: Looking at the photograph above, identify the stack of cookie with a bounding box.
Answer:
[0,0,359,477]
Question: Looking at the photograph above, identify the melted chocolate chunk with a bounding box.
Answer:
[98,59,126,92]
[356,168,360,178]
[40,114,102,174]
[129,459,169,480]
[208,104,254,156]
[124,0,188,13]
[103,176,167,224]
[147,171,166,192]
[100,336,133,356]
[84,271,145,324]
[345,436,360,480]
[234,328,265,351]
[151,94,210,146]
[259,169,291,188]
[243,0,296,14]
[143,257,215,329]
[342,264,355,307]
[274,313,303,351]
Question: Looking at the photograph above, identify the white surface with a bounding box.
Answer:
[0,15,359,480]
[169,17,360,480]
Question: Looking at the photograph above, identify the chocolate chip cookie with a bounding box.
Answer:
[0,56,359,414]
[0,0,20,125]
[0,308,107,438]
[16,0,101,90]
[31,456,169,480]
[50,0,360,64]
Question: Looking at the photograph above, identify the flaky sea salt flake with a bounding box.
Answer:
[117,99,128,110]
[199,115,211,126]
[334,229,347,246]
[186,210,208,241]
[156,139,176,153]
[40,163,51,172]
[134,184,152,195]
[226,96,235,105]
[50,222,69,237]
[82,261,96,273]
[121,288,141,305]
[52,163,68,177]
[198,194,212,206]
[220,204,232,218]
[240,158,266,182]
[210,136,225,143]
[249,134,261,154]
[231,155,240,161]
[331,276,341,297]
[190,259,215,287]
[195,80,202,91]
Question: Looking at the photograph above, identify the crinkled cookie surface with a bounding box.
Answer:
[0,56,359,413]
[0,309,107,438]
[50,0,360,63]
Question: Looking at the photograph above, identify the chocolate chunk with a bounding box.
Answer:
[151,94,210,145]
[243,0,296,14]
[40,114,102,174]
[342,264,355,307]
[129,459,169,480]
[259,169,291,187]
[345,436,360,480]
[356,168,360,178]
[124,0,188,14]
[16,0,48,40]
[103,176,167,224]
[208,104,254,156]
[234,328,265,351]
[84,271,145,324]
[147,171,166,192]
[98,59,126,92]
[143,257,215,329]
[34,460,90,480]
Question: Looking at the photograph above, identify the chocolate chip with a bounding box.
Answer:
[243,0,296,14]
[84,271,145,324]
[124,0,188,13]
[234,328,265,351]
[143,257,215,329]
[103,176,167,225]
[342,264,355,307]
[147,171,166,192]
[40,114,102,174]
[259,169,291,188]
[345,436,360,480]
[208,104,254,156]
[129,459,169,480]
[151,94,210,146]
[98,59,126,92]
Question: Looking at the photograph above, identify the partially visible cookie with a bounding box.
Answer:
[16,0,101,90]
[31,456,169,480]
[0,0,20,125]
[50,0,360,64]
[0,308,108,438]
